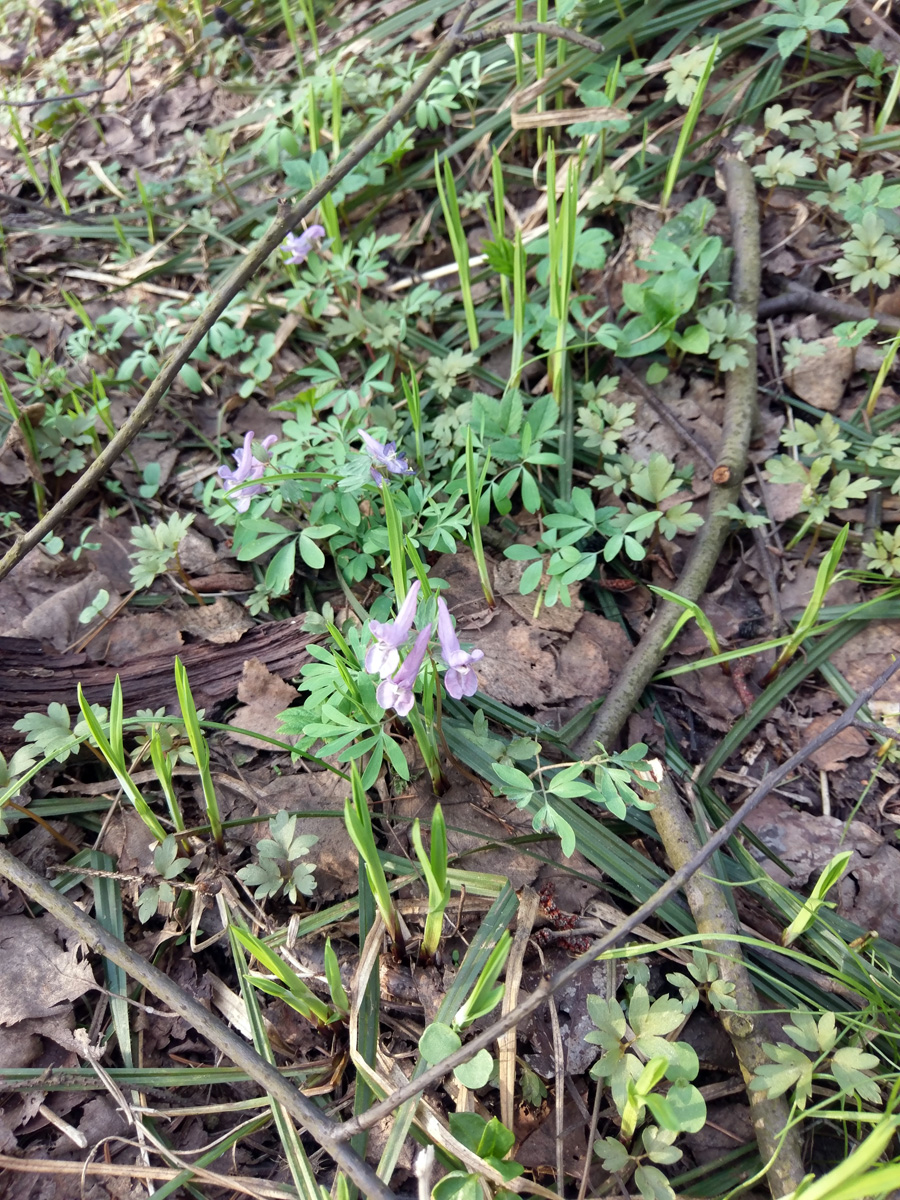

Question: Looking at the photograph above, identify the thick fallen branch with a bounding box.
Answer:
[758,284,900,332]
[574,154,761,755]
[0,620,322,750]
[644,764,806,1198]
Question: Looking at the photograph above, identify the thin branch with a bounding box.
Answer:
[574,154,761,755]
[457,21,603,54]
[645,765,806,1198]
[2,58,133,106]
[758,284,900,333]
[331,653,900,1141]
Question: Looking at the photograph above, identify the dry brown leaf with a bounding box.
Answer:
[804,716,869,771]
[830,622,900,705]
[784,336,854,411]
[178,596,254,644]
[229,657,299,750]
[0,915,96,1025]
[101,612,184,667]
[9,571,117,651]
[745,795,900,941]
[764,478,806,522]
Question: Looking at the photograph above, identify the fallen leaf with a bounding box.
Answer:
[101,612,184,667]
[178,596,254,644]
[785,335,854,411]
[9,571,117,651]
[744,795,900,941]
[764,480,807,523]
[229,657,299,749]
[0,915,96,1025]
[830,623,900,705]
[804,717,869,771]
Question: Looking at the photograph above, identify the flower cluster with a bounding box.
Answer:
[365,581,484,716]
[218,431,278,512]
[359,429,416,486]
[283,226,327,265]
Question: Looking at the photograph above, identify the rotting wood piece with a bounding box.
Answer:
[0,617,321,748]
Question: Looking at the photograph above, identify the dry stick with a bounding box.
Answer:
[0,0,486,583]
[3,57,134,106]
[0,843,396,1200]
[611,361,784,631]
[456,21,602,53]
[574,154,761,756]
[757,285,900,334]
[644,763,805,1198]
[332,652,900,1142]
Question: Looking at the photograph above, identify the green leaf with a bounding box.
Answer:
[595,1136,631,1172]
[298,534,326,570]
[634,1164,676,1200]
[492,762,534,793]
[630,986,684,1038]
[662,1080,706,1132]
[751,1043,814,1107]
[433,1173,482,1200]
[520,1065,547,1108]
[420,1021,462,1063]
[454,1049,494,1089]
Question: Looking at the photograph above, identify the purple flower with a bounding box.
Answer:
[376,623,432,717]
[283,225,326,265]
[359,429,416,486]
[437,598,483,700]
[218,430,278,512]
[365,580,421,678]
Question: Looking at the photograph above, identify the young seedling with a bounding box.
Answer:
[343,763,404,956]
[77,678,167,843]
[762,524,848,684]
[782,850,853,947]
[401,368,424,473]
[866,326,900,418]
[323,937,350,1019]
[418,930,512,1089]
[661,40,718,210]
[465,428,495,608]
[434,153,479,352]
[174,657,225,853]
[231,924,336,1026]
[410,804,451,963]
[653,587,723,659]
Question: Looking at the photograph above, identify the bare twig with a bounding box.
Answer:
[644,764,806,1198]
[2,58,133,106]
[758,284,900,333]
[457,21,603,54]
[330,653,900,1140]
[575,154,761,755]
